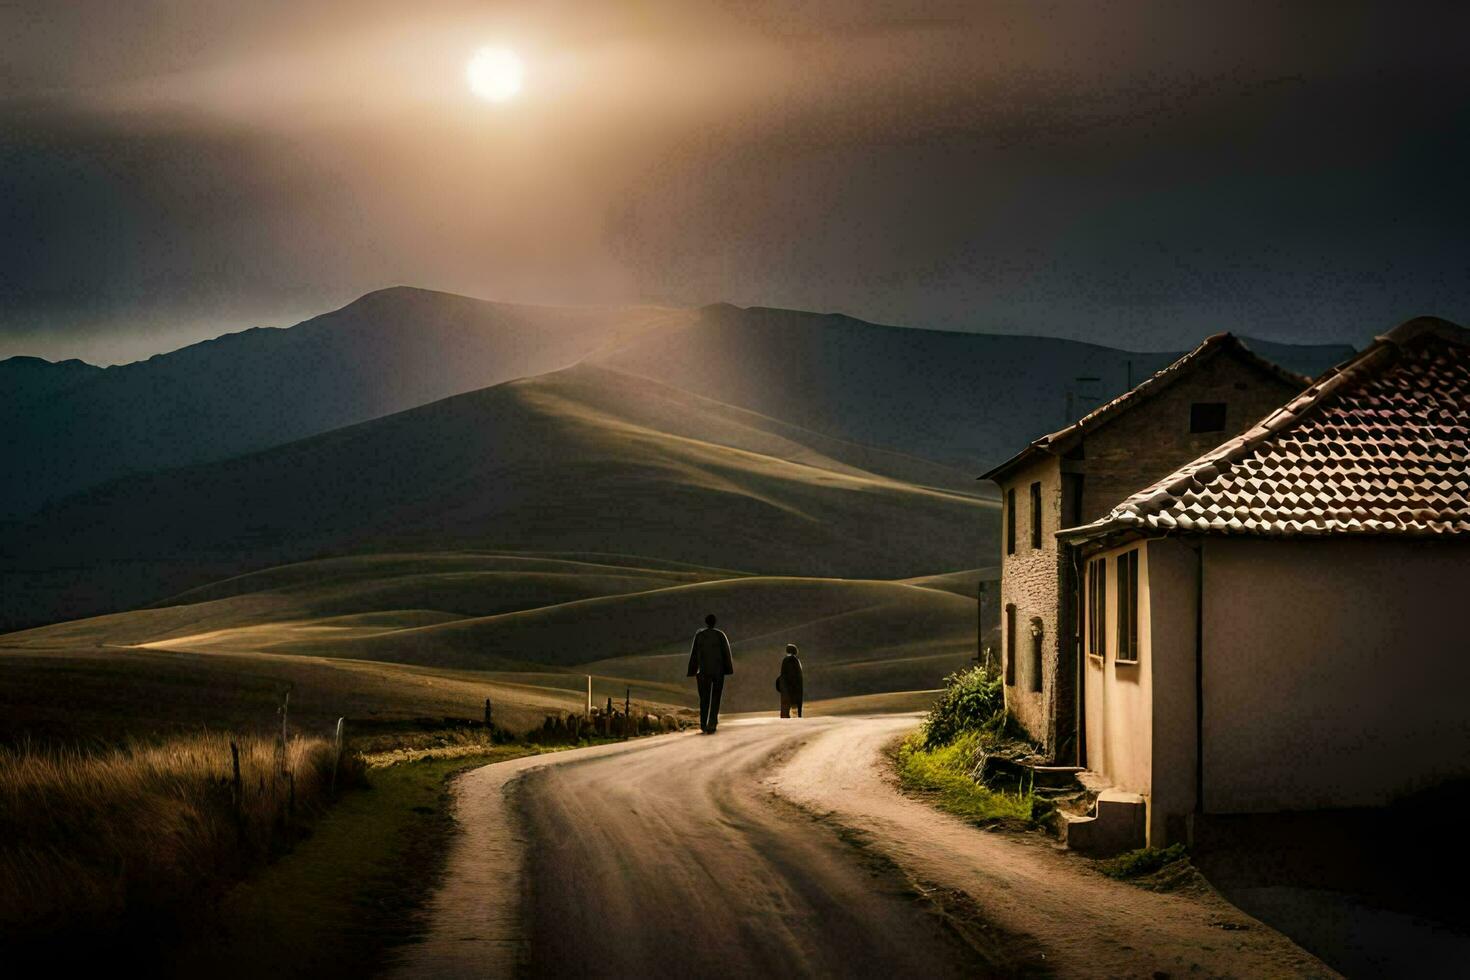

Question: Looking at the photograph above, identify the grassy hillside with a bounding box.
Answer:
[1,365,994,630]
[1,551,986,738]
[1,287,691,519]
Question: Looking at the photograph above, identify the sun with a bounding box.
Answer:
[466,47,523,103]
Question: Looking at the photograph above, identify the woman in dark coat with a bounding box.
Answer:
[777,643,804,718]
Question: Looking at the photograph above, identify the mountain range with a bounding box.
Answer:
[1,287,1353,521]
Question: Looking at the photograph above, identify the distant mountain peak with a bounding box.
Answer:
[0,354,101,371]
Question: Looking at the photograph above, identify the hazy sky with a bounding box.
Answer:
[3,1,1467,364]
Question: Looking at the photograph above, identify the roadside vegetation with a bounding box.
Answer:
[896,666,1053,828]
[178,745,538,977]
[0,731,363,961]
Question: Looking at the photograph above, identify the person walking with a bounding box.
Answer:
[777,643,804,718]
[687,613,734,733]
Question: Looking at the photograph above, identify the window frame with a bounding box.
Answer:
[1086,557,1107,660]
[1029,618,1043,693]
[1029,481,1043,550]
[1004,604,1017,686]
[1115,549,1140,664]
[1005,488,1017,555]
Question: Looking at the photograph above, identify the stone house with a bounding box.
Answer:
[980,334,1308,758]
[1059,317,1470,847]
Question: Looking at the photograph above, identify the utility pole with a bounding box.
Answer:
[977,579,985,664]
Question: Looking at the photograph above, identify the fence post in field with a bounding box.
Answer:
[624,688,631,739]
[276,688,291,773]
[230,740,245,841]
[331,716,345,795]
[586,675,593,717]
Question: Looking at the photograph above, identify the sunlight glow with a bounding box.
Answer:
[466,47,524,103]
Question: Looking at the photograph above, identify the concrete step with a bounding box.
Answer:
[1061,789,1146,856]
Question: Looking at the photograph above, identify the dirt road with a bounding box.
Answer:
[394,714,1332,978]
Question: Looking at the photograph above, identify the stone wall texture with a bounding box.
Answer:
[997,455,1064,750]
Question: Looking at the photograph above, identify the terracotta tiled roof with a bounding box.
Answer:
[980,333,1309,482]
[1062,317,1470,540]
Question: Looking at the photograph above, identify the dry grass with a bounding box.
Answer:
[0,731,363,953]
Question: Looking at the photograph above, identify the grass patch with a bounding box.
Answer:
[1100,843,1190,880]
[896,730,1046,827]
[0,732,363,965]
[177,746,537,977]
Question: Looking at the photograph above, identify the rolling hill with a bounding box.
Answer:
[0,364,995,630]
[0,288,692,519]
[0,551,986,736]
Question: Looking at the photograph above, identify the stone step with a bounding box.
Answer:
[1061,789,1147,856]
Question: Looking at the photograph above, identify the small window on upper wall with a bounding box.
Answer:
[1190,402,1227,433]
[1006,488,1017,555]
[1029,481,1042,549]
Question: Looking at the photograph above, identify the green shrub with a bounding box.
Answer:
[922,666,1005,749]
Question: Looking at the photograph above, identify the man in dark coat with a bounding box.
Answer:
[778,643,804,718]
[687,613,734,733]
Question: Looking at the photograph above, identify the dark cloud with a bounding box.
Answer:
[2,1,1468,362]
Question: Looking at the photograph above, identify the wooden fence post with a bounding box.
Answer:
[330,716,345,795]
[230,740,245,842]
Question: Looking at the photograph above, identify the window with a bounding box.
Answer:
[1030,618,1044,692]
[1004,604,1016,686]
[1116,549,1139,663]
[1086,558,1107,658]
[1030,481,1043,549]
[1006,488,1016,555]
[1190,402,1227,433]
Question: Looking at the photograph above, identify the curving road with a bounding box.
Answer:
[393,715,1332,979]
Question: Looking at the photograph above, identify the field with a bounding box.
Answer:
[1,551,989,741]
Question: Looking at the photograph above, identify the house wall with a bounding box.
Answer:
[1199,537,1470,813]
[997,455,1064,751]
[1143,537,1199,846]
[1077,351,1303,523]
